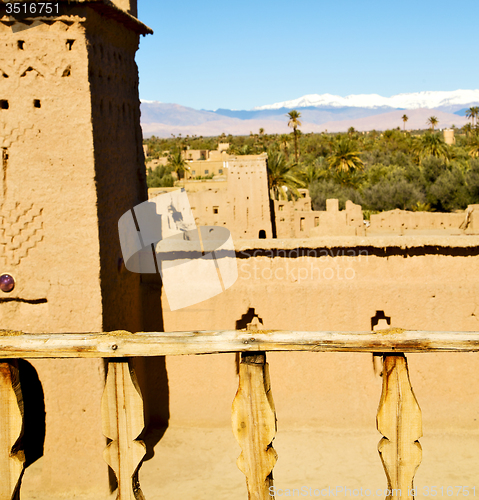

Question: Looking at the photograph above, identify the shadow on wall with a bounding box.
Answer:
[106,272,170,491]
[137,273,169,458]
[371,311,391,377]
[19,360,46,466]
[11,359,46,494]
[234,308,264,375]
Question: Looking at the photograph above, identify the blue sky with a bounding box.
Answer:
[136,0,479,111]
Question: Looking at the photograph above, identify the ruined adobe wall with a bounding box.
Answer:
[276,198,365,238]
[182,158,273,239]
[274,195,313,238]
[369,208,467,234]
[160,236,479,433]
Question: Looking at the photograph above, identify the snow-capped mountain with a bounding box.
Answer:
[254,90,479,111]
[140,89,479,137]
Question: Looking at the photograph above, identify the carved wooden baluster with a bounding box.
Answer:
[377,354,422,500]
[102,360,146,500]
[0,361,25,500]
[232,321,277,500]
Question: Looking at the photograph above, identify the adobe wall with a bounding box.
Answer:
[277,197,365,238]
[169,157,274,239]
[226,157,272,238]
[188,159,226,177]
[444,128,455,145]
[274,193,314,238]
[0,8,153,497]
[369,208,471,234]
[160,236,479,435]
[85,6,149,332]
[111,0,138,17]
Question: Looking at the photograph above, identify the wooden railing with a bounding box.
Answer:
[1,326,479,500]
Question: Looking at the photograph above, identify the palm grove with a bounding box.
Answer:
[144,107,479,216]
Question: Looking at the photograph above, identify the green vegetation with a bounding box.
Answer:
[146,165,174,188]
[287,110,302,162]
[144,122,479,213]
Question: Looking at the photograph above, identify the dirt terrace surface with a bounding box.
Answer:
[20,426,479,499]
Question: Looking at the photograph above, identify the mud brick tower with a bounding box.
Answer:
[0,0,152,495]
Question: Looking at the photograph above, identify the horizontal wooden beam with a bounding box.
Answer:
[0,328,479,358]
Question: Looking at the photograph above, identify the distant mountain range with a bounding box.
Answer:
[140,90,479,138]
[253,89,479,111]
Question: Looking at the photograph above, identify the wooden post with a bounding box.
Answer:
[232,321,277,500]
[102,359,146,500]
[0,361,25,500]
[377,355,422,500]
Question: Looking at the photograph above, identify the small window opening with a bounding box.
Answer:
[33,99,41,108]
[204,170,209,174]
[213,206,219,214]
[0,100,9,110]
[66,40,75,50]
[371,311,391,331]
[17,40,24,50]
[259,230,266,239]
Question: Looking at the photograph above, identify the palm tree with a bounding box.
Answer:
[168,148,188,184]
[471,107,479,127]
[327,137,364,173]
[266,148,300,200]
[413,132,450,161]
[427,116,439,131]
[402,114,409,131]
[240,144,253,155]
[468,134,479,158]
[466,106,479,127]
[294,161,324,188]
[287,110,302,162]
[279,134,290,159]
